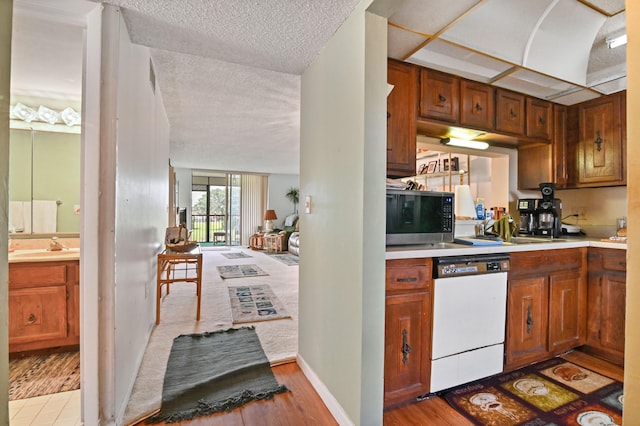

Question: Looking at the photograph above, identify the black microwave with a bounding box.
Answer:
[386,189,455,245]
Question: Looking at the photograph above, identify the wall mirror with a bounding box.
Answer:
[9,3,85,237]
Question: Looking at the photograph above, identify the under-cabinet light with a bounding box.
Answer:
[440,137,489,150]
[606,34,627,49]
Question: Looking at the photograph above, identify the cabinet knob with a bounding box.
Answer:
[538,116,545,125]
[438,93,447,104]
[526,305,534,334]
[401,329,412,365]
[510,108,517,119]
[27,313,36,324]
[595,130,603,151]
[475,102,482,112]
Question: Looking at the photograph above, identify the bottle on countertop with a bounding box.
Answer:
[476,198,485,220]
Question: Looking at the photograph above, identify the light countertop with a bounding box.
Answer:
[386,237,626,260]
[8,248,81,263]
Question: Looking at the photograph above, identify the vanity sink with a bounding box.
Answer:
[9,248,80,262]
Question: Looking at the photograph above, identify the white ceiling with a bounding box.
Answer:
[11,0,626,174]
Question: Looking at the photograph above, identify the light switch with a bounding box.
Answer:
[305,196,311,214]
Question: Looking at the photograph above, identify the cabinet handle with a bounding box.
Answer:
[438,93,447,104]
[397,277,418,283]
[526,305,534,334]
[475,102,482,112]
[538,116,545,125]
[510,108,517,119]
[595,130,603,151]
[402,329,412,365]
[27,313,36,324]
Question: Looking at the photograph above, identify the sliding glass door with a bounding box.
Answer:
[191,173,242,245]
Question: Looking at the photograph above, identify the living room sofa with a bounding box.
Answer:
[288,232,300,256]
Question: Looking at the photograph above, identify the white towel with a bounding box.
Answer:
[32,200,58,233]
[9,201,26,232]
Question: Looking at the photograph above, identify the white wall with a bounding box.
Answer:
[267,173,299,227]
[99,6,170,423]
[299,1,387,424]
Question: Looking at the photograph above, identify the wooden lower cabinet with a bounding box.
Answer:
[384,258,432,408]
[8,260,80,353]
[505,248,586,371]
[583,248,626,365]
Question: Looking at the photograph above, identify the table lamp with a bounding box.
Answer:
[264,209,277,232]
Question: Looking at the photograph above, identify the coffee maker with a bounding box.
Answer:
[517,198,538,235]
[535,183,562,238]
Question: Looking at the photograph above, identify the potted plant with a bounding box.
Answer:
[286,187,299,213]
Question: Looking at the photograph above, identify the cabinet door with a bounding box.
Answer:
[419,68,459,123]
[526,97,552,140]
[9,285,68,345]
[384,291,431,407]
[586,271,626,365]
[387,59,418,178]
[553,104,569,187]
[496,89,525,136]
[460,80,494,130]
[517,144,552,190]
[577,92,625,186]
[548,269,586,354]
[506,276,548,371]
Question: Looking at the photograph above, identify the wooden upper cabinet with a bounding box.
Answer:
[419,68,459,123]
[553,104,569,188]
[576,91,625,187]
[387,59,418,178]
[527,97,552,140]
[460,80,494,130]
[496,89,525,136]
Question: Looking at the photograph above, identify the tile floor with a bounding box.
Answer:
[8,390,81,426]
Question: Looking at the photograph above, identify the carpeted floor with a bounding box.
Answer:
[123,247,298,425]
[444,357,623,425]
[9,351,80,400]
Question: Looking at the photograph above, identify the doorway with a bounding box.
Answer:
[191,173,241,245]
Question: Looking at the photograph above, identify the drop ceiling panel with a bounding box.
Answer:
[591,76,627,94]
[439,0,555,65]
[492,69,578,99]
[524,0,606,85]
[582,0,625,15]
[388,0,480,36]
[387,25,428,61]
[407,40,512,83]
[551,89,601,105]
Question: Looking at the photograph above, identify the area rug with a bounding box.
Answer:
[221,252,252,259]
[147,327,289,423]
[228,284,292,324]
[9,351,80,400]
[217,264,269,279]
[443,357,623,425]
[267,253,299,266]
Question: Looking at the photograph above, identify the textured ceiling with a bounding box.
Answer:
[12,0,627,176]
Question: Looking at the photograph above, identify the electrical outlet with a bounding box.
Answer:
[572,206,587,220]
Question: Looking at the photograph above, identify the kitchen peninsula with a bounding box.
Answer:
[384,238,626,407]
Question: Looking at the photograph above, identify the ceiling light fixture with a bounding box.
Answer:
[37,105,60,125]
[60,107,81,126]
[440,137,489,150]
[606,34,627,49]
[12,103,37,123]
[9,103,81,127]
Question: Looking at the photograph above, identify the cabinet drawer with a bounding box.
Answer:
[386,258,432,292]
[9,264,68,287]
[9,285,68,344]
[602,251,626,272]
[510,249,584,277]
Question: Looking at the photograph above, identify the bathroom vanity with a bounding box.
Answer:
[8,251,80,354]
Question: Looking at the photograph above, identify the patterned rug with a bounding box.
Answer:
[221,252,252,259]
[444,357,623,425]
[217,264,269,279]
[228,284,291,324]
[9,351,80,400]
[267,253,299,266]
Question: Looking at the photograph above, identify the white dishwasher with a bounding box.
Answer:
[431,253,510,393]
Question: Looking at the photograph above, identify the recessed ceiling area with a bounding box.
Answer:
[388,0,626,105]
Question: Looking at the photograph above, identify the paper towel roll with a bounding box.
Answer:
[454,185,477,219]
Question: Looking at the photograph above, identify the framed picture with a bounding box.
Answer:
[426,161,438,174]
[418,163,428,175]
[443,157,459,172]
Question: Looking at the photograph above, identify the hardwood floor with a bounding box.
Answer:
[135,350,623,425]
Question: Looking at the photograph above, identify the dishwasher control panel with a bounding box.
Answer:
[435,254,510,278]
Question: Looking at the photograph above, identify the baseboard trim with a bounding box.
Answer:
[297,354,354,426]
